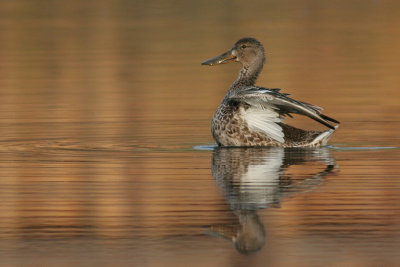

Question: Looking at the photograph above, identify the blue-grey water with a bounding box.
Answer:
[0,1,400,266]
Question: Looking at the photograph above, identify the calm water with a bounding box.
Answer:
[0,1,400,266]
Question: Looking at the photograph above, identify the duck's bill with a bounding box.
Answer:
[201,50,237,66]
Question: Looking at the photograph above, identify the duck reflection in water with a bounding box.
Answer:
[206,147,336,254]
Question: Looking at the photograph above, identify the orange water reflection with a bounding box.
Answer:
[0,0,399,266]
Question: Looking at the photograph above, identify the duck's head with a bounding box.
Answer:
[202,37,265,68]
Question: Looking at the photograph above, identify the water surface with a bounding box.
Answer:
[0,1,399,266]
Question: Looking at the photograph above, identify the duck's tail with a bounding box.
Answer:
[310,125,339,147]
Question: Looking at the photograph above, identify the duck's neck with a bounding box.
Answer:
[230,59,264,90]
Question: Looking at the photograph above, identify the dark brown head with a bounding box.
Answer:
[201,37,265,68]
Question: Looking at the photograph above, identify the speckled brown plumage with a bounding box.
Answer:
[203,37,339,147]
[211,99,324,147]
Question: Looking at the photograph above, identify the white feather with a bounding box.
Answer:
[309,125,339,146]
[240,106,285,143]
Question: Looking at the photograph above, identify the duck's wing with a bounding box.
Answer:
[230,87,340,130]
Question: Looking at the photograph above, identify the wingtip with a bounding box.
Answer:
[325,121,340,130]
[320,114,340,124]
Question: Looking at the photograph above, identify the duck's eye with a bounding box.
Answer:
[241,45,247,49]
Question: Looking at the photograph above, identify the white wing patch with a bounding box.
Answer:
[240,105,285,143]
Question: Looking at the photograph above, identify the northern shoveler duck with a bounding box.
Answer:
[202,37,340,147]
